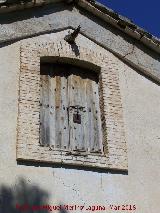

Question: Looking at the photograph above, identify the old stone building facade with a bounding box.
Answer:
[0,0,160,212]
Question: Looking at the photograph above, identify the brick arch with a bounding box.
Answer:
[40,56,101,74]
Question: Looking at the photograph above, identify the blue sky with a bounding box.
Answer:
[98,0,160,38]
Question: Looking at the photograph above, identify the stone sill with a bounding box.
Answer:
[17,144,127,171]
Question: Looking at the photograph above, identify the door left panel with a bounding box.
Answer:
[40,64,69,150]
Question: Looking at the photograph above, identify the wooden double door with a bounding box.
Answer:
[40,63,103,154]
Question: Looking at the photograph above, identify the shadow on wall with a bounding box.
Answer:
[0,178,69,213]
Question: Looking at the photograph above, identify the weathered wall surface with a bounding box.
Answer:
[0,31,160,213]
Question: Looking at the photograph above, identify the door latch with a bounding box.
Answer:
[68,105,85,124]
[73,113,81,124]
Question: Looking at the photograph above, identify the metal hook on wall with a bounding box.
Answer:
[64,25,81,44]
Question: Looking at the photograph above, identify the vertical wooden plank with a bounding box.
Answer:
[68,73,77,151]
[85,78,94,152]
[48,68,56,147]
[58,72,69,150]
[40,69,50,146]
[54,75,62,149]
[83,71,103,154]
[82,77,89,152]
[91,80,103,153]
[53,66,69,150]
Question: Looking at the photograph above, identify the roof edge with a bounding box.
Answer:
[78,0,160,54]
[0,0,160,54]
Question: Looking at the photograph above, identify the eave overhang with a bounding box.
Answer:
[0,0,159,54]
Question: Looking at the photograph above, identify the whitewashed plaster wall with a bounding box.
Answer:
[0,31,160,213]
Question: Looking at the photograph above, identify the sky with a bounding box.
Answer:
[98,0,160,38]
